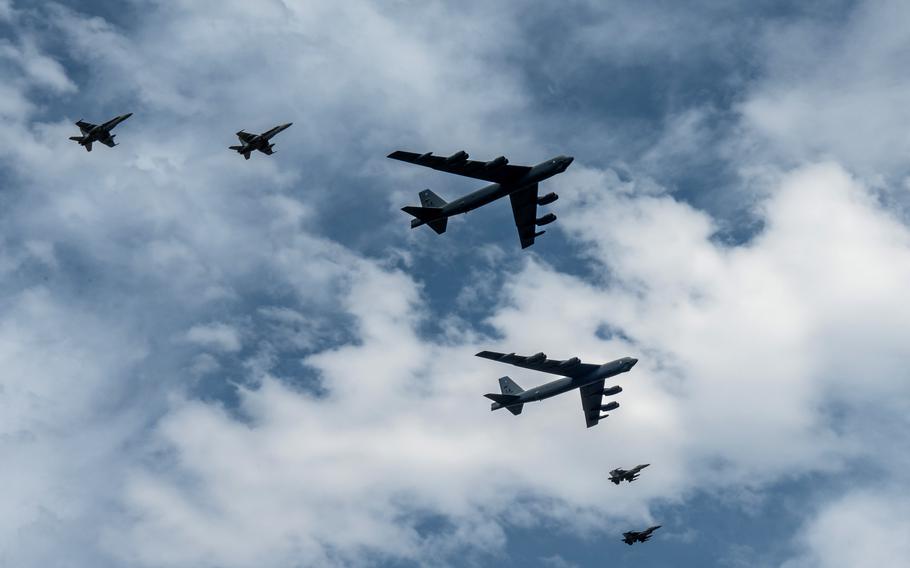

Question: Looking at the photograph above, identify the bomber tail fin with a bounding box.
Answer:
[401,205,447,234]
[498,376,524,395]
[484,393,523,415]
[418,188,447,208]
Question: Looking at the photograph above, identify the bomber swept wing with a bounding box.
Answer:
[509,183,546,249]
[476,350,600,378]
[387,150,531,185]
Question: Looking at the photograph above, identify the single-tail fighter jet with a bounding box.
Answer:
[230,123,292,160]
[389,150,574,249]
[476,350,637,428]
[610,464,650,485]
[622,525,661,545]
[69,113,132,152]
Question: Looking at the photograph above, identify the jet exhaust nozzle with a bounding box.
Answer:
[485,156,508,169]
[525,352,546,363]
[537,192,558,206]
[601,401,620,412]
[536,213,557,226]
[445,150,469,163]
[602,385,622,396]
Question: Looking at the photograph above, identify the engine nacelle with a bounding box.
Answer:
[445,150,469,163]
[559,357,580,367]
[537,192,558,206]
[525,352,546,363]
[601,401,620,412]
[485,156,508,169]
[602,385,623,396]
[536,213,557,226]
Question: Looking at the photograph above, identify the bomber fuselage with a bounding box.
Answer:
[439,155,574,217]
[491,356,637,410]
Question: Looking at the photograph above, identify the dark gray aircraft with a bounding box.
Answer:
[609,464,650,485]
[69,113,132,152]
[389,150,574,248]
[477,351,637,428]
[230,123,292,160]
[622,525,661,545]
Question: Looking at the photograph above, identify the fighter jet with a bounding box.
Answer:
[389,150,574,249]
[609,464,650,485]
[622,525,661,545]
[230,123,292,160]
[477,351,637,428]
[69,113,132,152]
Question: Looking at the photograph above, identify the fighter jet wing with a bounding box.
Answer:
[579,379,606,428]
[388,150,531,184]
[476,351,600,378]
[236,131,257,143]
[99,137,117,148]
[259,146,274,155]
[76,120,97,133]
[509,183,541,249]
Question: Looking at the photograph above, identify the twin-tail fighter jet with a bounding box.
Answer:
[389,150,574,249]
[230,123,293,160]
[69,113,132,152]
[609,464,650,485]
[622,525,661,545]
[476,350,636,428]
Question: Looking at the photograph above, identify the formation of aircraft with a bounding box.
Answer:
[70,115,665,550]
[230,122,293,160]
[69,113,132,152]
[476,350,635,428]
[389,150,573,249]
[610,464,650,485]
[622,525,661,545]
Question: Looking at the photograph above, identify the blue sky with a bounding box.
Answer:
[1,1,909,567]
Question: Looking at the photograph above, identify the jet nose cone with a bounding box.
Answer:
[122,113,133,119]
[629,358,638,367]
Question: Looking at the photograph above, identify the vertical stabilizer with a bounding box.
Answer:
[419,188,447,208]
[498,376,524,395]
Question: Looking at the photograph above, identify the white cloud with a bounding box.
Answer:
[0,1,908,567]
[184,323,242,353]
[740,0,910,177]
[782,490,910,568]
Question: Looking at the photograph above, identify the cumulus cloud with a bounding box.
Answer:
[782,490,910,568]
[184,323,242,353]
[1,1,908,567]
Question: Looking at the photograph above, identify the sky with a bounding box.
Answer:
[1,1,909,567]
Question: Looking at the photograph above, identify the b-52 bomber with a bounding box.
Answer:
[476,350,636,428]
[609,464,650,485]
[230,123,292,160]
[622,525,661,545]
[389,150,574,249]
[69,113,132,152]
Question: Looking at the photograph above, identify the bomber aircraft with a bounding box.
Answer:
[69,113,132,152]
[622,525,661,545]
[609,464,650,485]
[230,123,292,160]
[389,150,574,249]
[476,350,637,428]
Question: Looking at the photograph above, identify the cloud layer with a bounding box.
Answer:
[0,1,908,567]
